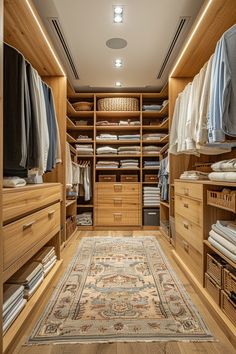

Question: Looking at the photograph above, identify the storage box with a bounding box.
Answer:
[143,208,160,226]
[221,290,236,326]
[97,97,139,111]
[206,253,227,286]
[205,273,221,306]
[207,190,236,213]
[223,267,236,295]
[144,174,158,183]
[121,175,138,182]
[98,175,116,182]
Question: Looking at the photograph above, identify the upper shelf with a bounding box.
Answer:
[142,119,169,131]
[142,105,168,118]
[67,101,94,118]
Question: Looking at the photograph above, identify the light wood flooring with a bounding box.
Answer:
[9,231,236,354]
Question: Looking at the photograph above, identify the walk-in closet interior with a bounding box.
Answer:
[1,0,236,353]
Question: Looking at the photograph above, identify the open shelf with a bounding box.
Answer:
[69,144,77,155]
[77,204,94,208]
[142,104,168,118]
[142,119,169,130]
[96,154,141,158]
[142,154,160,157]
[96,140,141,145]
[96,111,140,118]
[204,240,236,268]
[160,201,170,208]
[66,199,76,207]
[143,205,160,208]
[143,167,160,170]
[96,125,141,131]
[96,167,140,171]
[66,133,77,144]
[142,182,158,185]
[68,125,94,131]
[67,100,94,118]
[160,143,169,155]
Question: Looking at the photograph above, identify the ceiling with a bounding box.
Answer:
[33,0,204,92]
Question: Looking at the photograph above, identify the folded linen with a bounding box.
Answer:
[3,177,26,188]
[209,229,236,254]
[97,147,118,155]
[118,146,140,152]
[208,236,236,262]
[142,104,162,111]
[211,159,236,172]
[209,172,236,182]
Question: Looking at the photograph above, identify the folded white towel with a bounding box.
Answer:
[3,177,26,188]
[209,172,236,182]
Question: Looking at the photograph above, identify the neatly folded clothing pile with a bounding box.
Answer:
[96,160,119,169]
[180,170,209,180]
[77,212,92,226]
[7,261,44,300]
[120,159,139,168]
[77,135,92,141]
[119,120,141,126]
[118,146,141,155]
[76,144,93,155]
[142,104,162,111]
[33,246,57,276]
[143,186,160,206]
[96,121,118,126]
[209,159,236,182]
[118,134,140,141]
[97,146,117,155]
[129,121,141,126]
[143,146,161,155]
[3,284,26,334]
[208,220,236,262]
[143,160,160,168]
[3,177,26,188]
[143,133,166,141]
[96,134,117,140]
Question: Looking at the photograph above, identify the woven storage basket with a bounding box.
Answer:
[223,267,236,295]
[205,273,221,305]
[207,190,236,212]
[206,253,227,286]
[121,175,138,182]
[98,97,139,111]
[73,101,93,111]
[221,290,236,326]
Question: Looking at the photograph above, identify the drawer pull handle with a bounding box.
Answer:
[182,240,189,253]
[113,213,122,221]
[114,184,122,192]
[48,210,56,217]
[148,212,157,215]
[184,203,189,208]
[183,222,189,230]
[23,221,35,230]
[184,188,189,196]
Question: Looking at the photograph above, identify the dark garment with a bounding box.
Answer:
[43,83,57,172]
[3,44,28,176]
[158,156,169,201]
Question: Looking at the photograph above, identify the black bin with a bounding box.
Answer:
[143,208,160,226]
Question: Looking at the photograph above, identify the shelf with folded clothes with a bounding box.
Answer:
[142,104,168,118]
[68,125,94,131]
[95,155,141,158]
[67,100,94,118]
[160,201,170,208]
[96,125,141,131]
[96,140,141,145]
[207,188,236,213]
[142,134,169,144]
[96,111,141,118]
[204,240,236,270]
[96,167,140,171]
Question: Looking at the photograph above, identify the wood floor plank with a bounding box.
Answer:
[9,231,236,354]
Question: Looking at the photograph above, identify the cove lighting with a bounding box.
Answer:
[114,59,123,68]
[113,5,123,23]
[115,81,122,87]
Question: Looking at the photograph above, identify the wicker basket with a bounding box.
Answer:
[97,97,139,111]
[194,162,212,173]
[205,273,221,305]
[144,174,158,183]
[223,267,236,295]
[207,190,236,212]
[73,101,93,111]
[121,175,138,182]
[99,175,116,182]
[206,253,227,286]
[221,290,236,326]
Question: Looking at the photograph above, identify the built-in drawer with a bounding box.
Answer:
[3,184,62,223]
[95,193,140,209]
[175,195,202,226]
[175,181,203,200]
[175,213,203,254]
[3,203,60,271]
[95,208,141,226]
[96,183,140,196]
[176,232,203,283]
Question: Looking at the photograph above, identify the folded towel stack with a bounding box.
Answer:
[180,170,209,180]
[77,212,92,226]
[118,134,140,140]
[76,144,93,155]
[142,104,162,111]
[7,261,44,300]
[143,133,166,141]
[143,186,160,206]
[96,134,117,140]
[77,135,92,141]
[209,159,236,182]
[33,246,57,276]
[96,160,119,169]
[3,177,26,188]
[208,220,236,262]
[143,160,160,168]
[97,146,118,155]
[3,284,26,334]
[96,121,119,126]
[143,146,161,155]
[120,159,139,169]
[118,146,141,155]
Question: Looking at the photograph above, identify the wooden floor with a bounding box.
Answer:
[10,231,236,354]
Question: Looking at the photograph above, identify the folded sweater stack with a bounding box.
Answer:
[142,104,162,111]
[33,246,57,276]
[118,134,140,141]
[209,159,236,182]
[180,170,209,180]
[143,146,161,155]
[208,220,236,262]
[3,284,26,334]
[76,144,93,155]
[143,186,160,206]
[143,160,160,168]
[96,160,119,169]
[120,159,139,169]
[96,134,117,141]
[77,212,92,226]
[97,146,117,155]
[143,133,166,141]
[118,146,141,155]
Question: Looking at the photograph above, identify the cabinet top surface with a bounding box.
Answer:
[175,179,236,187]
[3,182,61,194]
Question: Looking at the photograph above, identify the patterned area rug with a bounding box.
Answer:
[28,237,213,344]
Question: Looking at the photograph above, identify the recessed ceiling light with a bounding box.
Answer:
[114,59,123,68]
[115,81,122,87]
[114,6,123,14]
[114,14,123,23]
[113,5,123,23]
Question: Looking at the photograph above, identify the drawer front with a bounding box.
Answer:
[175,181,203,200]
[175,195,202,226]
[96,194,140,209]
[95,208,141,226]
[96,183,140,196]
[176,232,203,283]
[3,203,60,270]
[175,213,203,254]
[3,185,62,223]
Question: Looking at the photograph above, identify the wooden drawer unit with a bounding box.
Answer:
[96,194,140,209]
[175,195,202,226]
[205,273,221,306]
[95,209,141,226]
[96,182,140,196]
[176,232,202,283]
[175,181,203,200]
[3,183,62,223]
[175,213,202,254]
[3,203,60,271]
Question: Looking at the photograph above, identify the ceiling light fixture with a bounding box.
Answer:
[113,5,123,23]
[115,81,122,87]
[114,59,123,68]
